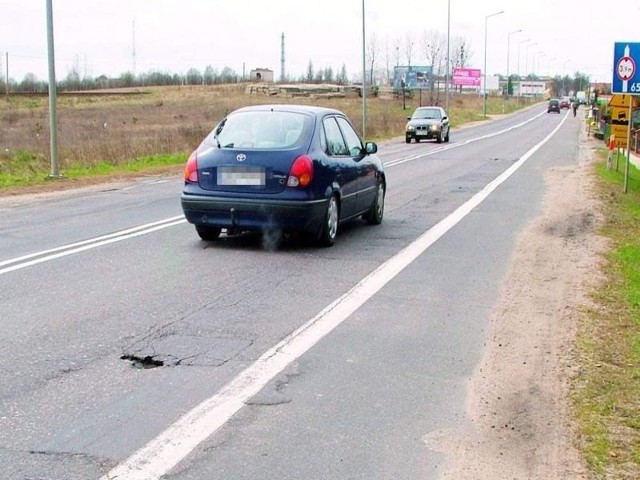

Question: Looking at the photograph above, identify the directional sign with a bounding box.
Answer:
[613,43,640,93]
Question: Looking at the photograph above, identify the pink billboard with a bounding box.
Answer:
[452,68,481,87]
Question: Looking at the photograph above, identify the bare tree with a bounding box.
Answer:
[404,33,415,67]
[451,36,474,92]
[451,36,473,68]
[383,38,392,86]
[392,36,402,67]
[421,29,447,103]
[365,33,379,86]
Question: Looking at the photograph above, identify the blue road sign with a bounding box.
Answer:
[613,42,640,94]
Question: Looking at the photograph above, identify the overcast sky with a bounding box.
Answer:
[1,0,638,84]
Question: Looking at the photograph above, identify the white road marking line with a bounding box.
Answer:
[101,110,568,480]
[0,217,186,275]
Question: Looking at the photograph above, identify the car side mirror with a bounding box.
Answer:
[365,142,377,154]
[406,116,411,121]
[442,116,448,122]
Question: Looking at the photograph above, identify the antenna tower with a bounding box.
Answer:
[280,33,285,82]
[132,18,137,76]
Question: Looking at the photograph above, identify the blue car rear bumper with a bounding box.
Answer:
[181,193,328,233]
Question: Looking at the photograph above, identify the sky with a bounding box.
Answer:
[1,0,639,84]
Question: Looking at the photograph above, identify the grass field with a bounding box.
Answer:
[0,84,535,189]
[573,150,640,479]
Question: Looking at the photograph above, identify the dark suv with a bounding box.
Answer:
[547,99,560,114]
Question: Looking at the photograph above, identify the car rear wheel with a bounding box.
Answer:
[364,181,385,225]
[318,195,339,247]
[195,225,221,241]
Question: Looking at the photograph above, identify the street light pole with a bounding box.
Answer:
[361,0,366,140]
[506,29,521,95]
[46,0,60,178]
[562,59,570,96]
[525,42,537,78]
[445,0,450,112]
[483,9,504,118]
[517,38,531,79]
[534,52,544,78]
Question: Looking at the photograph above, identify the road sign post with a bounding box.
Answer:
[613,42,640,193]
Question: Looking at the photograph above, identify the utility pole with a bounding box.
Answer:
[46,0,60,178]
[4,52,9,96]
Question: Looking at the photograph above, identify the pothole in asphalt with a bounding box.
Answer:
[121,335,254,368]
[120,354,164,369]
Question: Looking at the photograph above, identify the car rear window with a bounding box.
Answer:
[206,111,312,149]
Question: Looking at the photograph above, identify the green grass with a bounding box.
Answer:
[573,150,640,479]
[0,150,187,188]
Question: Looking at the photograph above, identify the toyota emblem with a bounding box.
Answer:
[236,154,247,162]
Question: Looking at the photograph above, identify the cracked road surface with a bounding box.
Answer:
[0,106,588,479]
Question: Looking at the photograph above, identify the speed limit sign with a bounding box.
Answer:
[617,56,635,82]
[613,43,640,93]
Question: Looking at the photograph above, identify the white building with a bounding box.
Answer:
[250,68,274,82]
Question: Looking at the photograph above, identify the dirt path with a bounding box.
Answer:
[424,127,607,478]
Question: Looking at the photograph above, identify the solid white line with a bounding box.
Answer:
[0,218,186,276]
[0,215,185,269]
[101,108,569,480]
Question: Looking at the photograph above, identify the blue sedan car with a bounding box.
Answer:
[180,104,386,247]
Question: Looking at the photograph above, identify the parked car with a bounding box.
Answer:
[180,104,386,247]
[559,97,571,109]
[405,106,450,144]
[547,99,561,113]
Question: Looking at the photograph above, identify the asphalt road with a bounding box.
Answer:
[0,105,580,480]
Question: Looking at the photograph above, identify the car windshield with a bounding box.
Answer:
[205,111,311,149]
[412,108,441,120]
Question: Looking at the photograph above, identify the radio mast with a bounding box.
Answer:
[280,33,285,82]
[132,18,137,76]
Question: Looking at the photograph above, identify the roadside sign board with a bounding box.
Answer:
[608,94,640,148]
[452,68,481,87]
[393,66,433,91]
[613,43,640,93]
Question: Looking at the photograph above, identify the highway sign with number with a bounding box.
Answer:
[613,43,640,94]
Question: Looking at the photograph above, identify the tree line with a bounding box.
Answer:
[0,28,597,97]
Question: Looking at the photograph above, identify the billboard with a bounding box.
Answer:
[393,66,433,90]
[518,81,546,96]
[452,68,481,87]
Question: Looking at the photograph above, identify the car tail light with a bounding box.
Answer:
[184,150,198,183]
[287,155,313,187]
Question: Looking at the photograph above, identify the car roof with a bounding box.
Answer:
[415,106,443,111]
[232,104,344,116]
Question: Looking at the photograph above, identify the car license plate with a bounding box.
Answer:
[217,167,265,186]
[417,131,429,135]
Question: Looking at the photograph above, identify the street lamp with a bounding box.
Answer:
[547,57,556,78]
[533,51,544,77]
[46,0,60,178]
[483,9,504,118]
[445,0,450,112]
[524,42,537,77]
[506,28,522,95]
[517,38,531,78]
[361,0,366,139]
